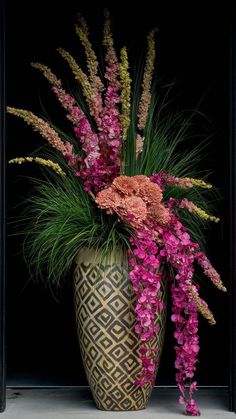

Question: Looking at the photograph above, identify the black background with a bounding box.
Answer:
[6,1,232,386]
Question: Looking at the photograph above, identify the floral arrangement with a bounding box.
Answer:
[8,11,226,416]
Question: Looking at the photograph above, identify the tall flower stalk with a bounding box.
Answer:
[137,28,158,140]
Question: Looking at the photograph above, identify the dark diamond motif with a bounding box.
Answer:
[120,354,140,375]
[96,309,114,328]
[87,320,102,340]
[108,343,128,362]
[84,294,102,313]
[96,282,114,300]
[74,253,167,410]
[112,368,126,382]
[99,336,113,349]
[101,358,116,373]
[120,398,132,410]
[77,305,89,324]
[101,376,115,390]
[108,320,127,342]
[110,387,125,402]
[107,294,127,315]
[90,346,99,361]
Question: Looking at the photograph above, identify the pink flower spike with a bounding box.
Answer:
[185,399,201,416]
[179,395,186,405]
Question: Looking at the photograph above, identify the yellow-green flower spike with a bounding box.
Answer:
[57,48,92,99]
[181,198,220,223]
[183,177,213,189]
[192,206,220,223]
[77,14,89,37]
[103,9,113,49]
[31,63,61,88]
[9,157,66,176]
[190,286,216,325]
[75,21,104,92]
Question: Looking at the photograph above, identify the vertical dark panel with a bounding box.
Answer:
[0,0,6,413]
[230,8,236,413]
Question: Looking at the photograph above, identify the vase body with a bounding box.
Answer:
[74,247,166,411]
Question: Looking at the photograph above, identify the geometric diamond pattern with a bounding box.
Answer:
[74,248,167,411]
[96,282,114,300]
[109,343,129,362]
[84,293,102,313]
[108,320,127,342]
[107,294,127,314]
[96,309,114,328]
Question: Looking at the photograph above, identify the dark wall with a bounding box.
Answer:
[6,1,231,386]
[0,0,6,410]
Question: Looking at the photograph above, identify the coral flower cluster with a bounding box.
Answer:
[96,175,169,227]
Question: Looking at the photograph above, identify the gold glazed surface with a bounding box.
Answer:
[74,248,166,411]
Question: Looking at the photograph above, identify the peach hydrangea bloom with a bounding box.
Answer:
[138,181,163,205]
[122,196,147,223]
[96,175,169,228]
[113,175,139,195]
[133,175,149,186]
[148,203,170,225]
[95,187,121,213]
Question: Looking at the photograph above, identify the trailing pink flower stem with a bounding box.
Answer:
[128,225,164,386]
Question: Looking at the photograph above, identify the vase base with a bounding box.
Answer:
[96,405,147,411]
